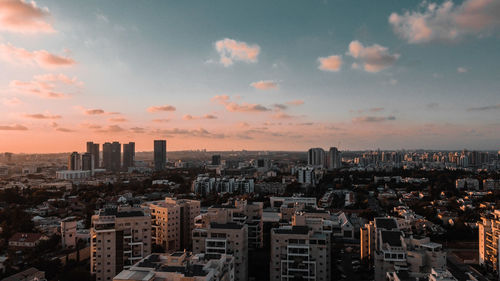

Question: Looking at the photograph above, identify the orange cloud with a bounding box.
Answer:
[152,118,171,123]
[108,117,128,122]
[147,105,176,113]
[215,38,260,66]
[287,100,304,106]
[273,112,295,119]
[56,127,75,132]
[10,74,81,99]
[0,124,28,130]
[183,114,217,120]
[2,97,22,106]
[153,128,225,139]
[318,55,342,72]
[24,113,61,119]
[347,41,399,72]
[0,43,75,68]
[352,116,396,123]
[0,0,55,33]
[212,95,270,112]
[250,80,278,90]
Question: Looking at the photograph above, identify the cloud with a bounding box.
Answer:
[147,105,176,113]
[153,128,225,139]
[212,95,270,112]
[80,122,102,129]
[318,55,343,72]
[273,104,288,110]
[24,113,61,119]
[272,112,295,119]
[0,124,28,130]
[215,38,260,67]
[2,97,22,106]
[287,100,304,106]
[96,125,125,133]
[355,107,385,113]
[183,114,217,120]
[250,80,278,90]
[237,122,250,128]
[0,0,55,33]
[457,67,467,73]
[347,41,399,72]
[152,118,170,123]
[56,127,74,132]
[130,127,145,134]
[389,0,500,44]
[352,116,397,123]
[0,43,75,68]
[10,74,82,99]
[85,109,105,115]
[108,117,127,122]
[467,104,500,111]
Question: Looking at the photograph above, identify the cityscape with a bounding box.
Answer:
[1,0,500,281]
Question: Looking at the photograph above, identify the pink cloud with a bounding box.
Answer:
[0,43,75,68]
[2,97,22,106]
[147,105,176,113]
[215,38,260,67]
[347,41,399,72]
[0,0,55,33]
[183,114,217,120]
[212,95,270,112]
[389,0,500,44]
[273,112,295,119]
[108,117,128,122]
[287,100,305,106]
[10,74,82,99]
[0,124,28,130]
[318,55,343,72]
[152,118,171,123]
[352,116,396,123]
[55,127,75,132]
[24,113,61,119]
[250,80,278,90]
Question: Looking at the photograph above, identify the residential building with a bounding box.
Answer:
[103,142,121,172]
[8,233,46,250]
[82,152,94,171]
[122,142,135,171]
[327,147,341,170]
[154,140,167,171]
[68,152,81,170]
[1,267,46,281]
[479,210,500,277]
[87,141,100,168]
[61,218,77,248]
[307,148,325,167]
[90,206,151,281]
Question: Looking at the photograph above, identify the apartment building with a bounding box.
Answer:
[144,197,200,252]
[479,210,500,277]
[192,219,248,281]
[270,216,331,281]
[113,252,235,281]
[90,206,151,281]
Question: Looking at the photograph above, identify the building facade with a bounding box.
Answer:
[154,140,167,171]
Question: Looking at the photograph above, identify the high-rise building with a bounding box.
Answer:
[270,216,331,281]
[193,219,248,281]
[154,140,167,171]
[211,154,221,165]
[145,197,200,252]
[86,142,100,168]
[122,142,135,170]
[90,206,151,281]
[479,210,500,278]
[82,152,94,171]
[307,148,326,167]
[327,147,341,170]
[103,142,121,171]
[68,152,81,170]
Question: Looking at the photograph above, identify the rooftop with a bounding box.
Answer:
[375,217,399,230]
[274,225,310,235]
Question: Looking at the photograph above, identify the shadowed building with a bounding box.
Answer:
[154,140,167,171]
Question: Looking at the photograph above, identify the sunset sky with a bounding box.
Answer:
[1,0,499,153]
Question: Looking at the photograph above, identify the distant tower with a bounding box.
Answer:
[81,152,94,171]
[103,142,121,171]
[123,142,135,170]
[154,140,167,171]
[86,142,100,168]
[307,148,326,167]
[327,147,342,170]
[211,154,221,165]
[68,152,81,170]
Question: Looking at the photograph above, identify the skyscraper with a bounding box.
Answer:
[154,140,167,171]
[122,142,135,170]
[86,142,100,168]
[103,142,121,171]
[81,152,94,171]
[327,147,341,170]
[307,148,326,167]
[211,154,221,165]
[68,152,81,170]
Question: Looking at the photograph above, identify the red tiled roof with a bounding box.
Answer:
[9,232,43,243]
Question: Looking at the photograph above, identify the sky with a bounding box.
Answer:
[0,0,499,153]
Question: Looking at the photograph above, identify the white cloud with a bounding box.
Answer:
[347,40,400,72]
[215,38,260,67]
[318,55,342,72]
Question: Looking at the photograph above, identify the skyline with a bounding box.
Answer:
[1,0,500,153]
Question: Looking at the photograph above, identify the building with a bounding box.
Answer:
[8,233,46,250]
[56,170,92,180]
[82,152,95,171]
[154,140,167,171]
[103,142,121,172]
[269,196,317,209]
[211,154,221,165]
[479,210,500,277]
[270,217,331,281]
[68,152,81,170]
[87,141,100,168]
[307,148,325,167]
[113,252,234,281]
[61,218,77,248]
[327,147,341,170]
[1,267,46,281]
[91,206,151,281]
[192,220,248,281]
[192,175,255,196]
[144,197,200,252]
[297,166,316,185]
[123,142,135,170]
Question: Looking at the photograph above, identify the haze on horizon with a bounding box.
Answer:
[0,0,499,154]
